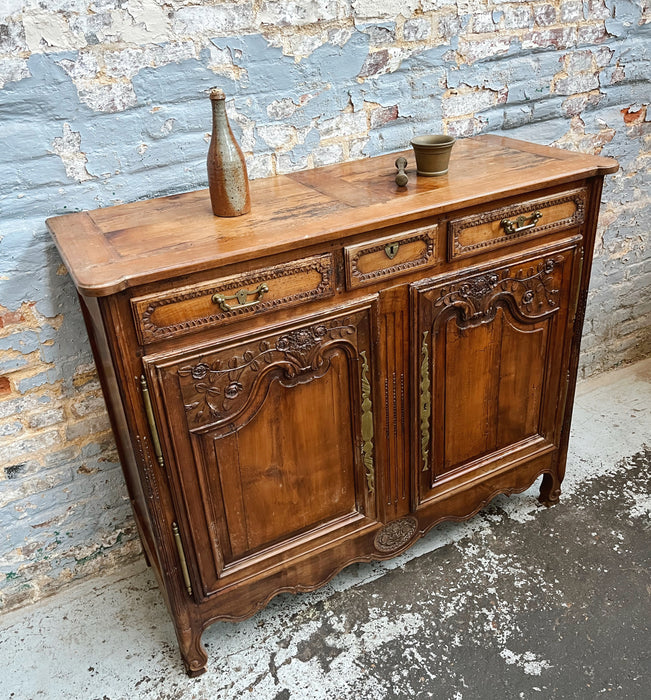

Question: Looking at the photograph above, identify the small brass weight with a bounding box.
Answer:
[395,157,408,187]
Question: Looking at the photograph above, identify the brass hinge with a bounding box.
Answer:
[360,350,375,493]
[420,331,431,472]
[140,377,192,598]
[140,375,165,470]
[172,522,193,597]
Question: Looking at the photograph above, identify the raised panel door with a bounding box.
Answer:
[141,300,380,599]
[413,239,583,504]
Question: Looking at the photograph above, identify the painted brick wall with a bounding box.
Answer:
[1,1,649,612]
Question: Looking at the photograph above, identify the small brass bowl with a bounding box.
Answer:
[410,134,455,176]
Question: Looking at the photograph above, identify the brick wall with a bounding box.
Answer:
[1,0,649,612]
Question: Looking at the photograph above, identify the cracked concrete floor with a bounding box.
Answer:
[1,358,649,700]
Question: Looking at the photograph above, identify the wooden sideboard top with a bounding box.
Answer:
[46,134,617,296]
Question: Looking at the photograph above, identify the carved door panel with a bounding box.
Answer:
[142,300,378,600]
[413,240,582,504]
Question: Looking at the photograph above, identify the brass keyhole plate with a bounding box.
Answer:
[385,242,400,260]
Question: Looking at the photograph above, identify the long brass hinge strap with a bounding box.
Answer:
[172,522,193,597]
[420,330,431,472]
[360,350,375,493]
[140,375,165,469]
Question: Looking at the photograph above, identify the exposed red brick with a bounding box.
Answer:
[533,3,556,27]
[0,376,11,396]
[0,310,25,328]
[359,49,390,78]
[563,92,602,117]
[447,116,486,138]
[621,105,647,124]
[577,23,609,45]
[370,105,398,129]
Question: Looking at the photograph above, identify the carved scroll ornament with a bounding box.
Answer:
[177,320,357,430]
[433,255,564,328]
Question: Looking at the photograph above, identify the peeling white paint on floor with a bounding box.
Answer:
[0,358,649,699]
[627,489,651,519]
[499,648,552,676]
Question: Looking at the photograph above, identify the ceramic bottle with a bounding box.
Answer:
[207,88,251,217]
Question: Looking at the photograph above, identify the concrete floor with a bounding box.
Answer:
[1,358,649,700]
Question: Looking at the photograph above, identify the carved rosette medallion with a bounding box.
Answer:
[275,325,328,354]
[374,516,418,553]
[459,273,500,299]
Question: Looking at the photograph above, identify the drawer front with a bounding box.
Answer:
[448,187,587,261]
[344,225,437,289]
[132,253,335,344]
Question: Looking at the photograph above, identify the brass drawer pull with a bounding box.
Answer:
[385,242,400,259]
[212,283,269,312]
[501,210,542,235]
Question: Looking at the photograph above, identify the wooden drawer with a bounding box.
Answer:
[132,253,335,344]
[344,225,437,289]
[448,187,587,261]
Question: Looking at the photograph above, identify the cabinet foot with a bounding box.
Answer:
[177,625,208,677]
[538,473,561,507]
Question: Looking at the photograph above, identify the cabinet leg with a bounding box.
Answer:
[538,472,561,507]
[176,624,208,677]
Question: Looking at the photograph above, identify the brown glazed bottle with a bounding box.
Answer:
[206,88,251,217]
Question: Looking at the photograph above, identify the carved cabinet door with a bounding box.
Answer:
[141,300,379,600]
[413,239,583,504]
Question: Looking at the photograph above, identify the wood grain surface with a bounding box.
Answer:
[47,135,617,296]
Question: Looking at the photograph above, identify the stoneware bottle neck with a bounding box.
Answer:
[211,95,228,133]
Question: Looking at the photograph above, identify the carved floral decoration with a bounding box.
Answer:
[433,256,563,327]
[177,321,356,427]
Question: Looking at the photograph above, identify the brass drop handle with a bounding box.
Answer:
[501,210,542,235]
[212,283,269,312]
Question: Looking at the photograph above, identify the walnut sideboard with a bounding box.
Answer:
[47,135,617,675]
